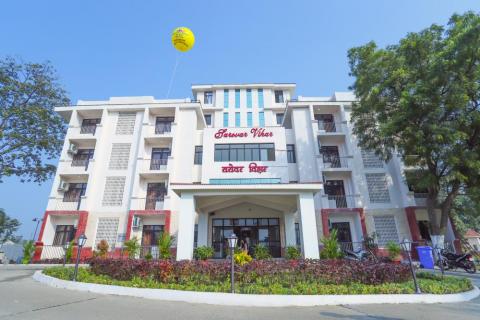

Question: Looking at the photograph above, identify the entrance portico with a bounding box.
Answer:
[171,183,322,260]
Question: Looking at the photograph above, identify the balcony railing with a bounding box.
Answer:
[322,156,350,169]
[323,194,358,208]
[71,158,91,170]
[150,159,168,170]
[145,198,165,210]
[413,193,428,206]
[80,124,97,135]
[155,123,172,134]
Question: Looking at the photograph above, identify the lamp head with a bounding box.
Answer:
[226,233,238,249]
[77,234,87,247]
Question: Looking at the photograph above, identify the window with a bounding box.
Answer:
[53,225,76,246]
[108,143,131,170]
[246,89,252,108]
[151,148,170,169]
[95,217,120,248]
[315,114,336,132]
[204,91,213,104]
[72,149,94,167]
[223,112,229,127]
[373,216,399,246]
[80,118,101,134]
[214,143,275,162]
[247,112,253,127]
[361,149,384,168]
[194,146,203,165]
[259,111,265,127]
[276,113,284,125]
[224,89,229,108]
[258,89,264,108]
[295,223,301,247]
[145,183,167,210]
[155,117,174,134]
[235,89,240,108]
[102,177,126,206]
[142,225,165,246]
[235,112,241,127]
[204,114,212,126]
[287,144,296,163]
[274,90,284,103]
[115,112,136,135]
[63,183,87,202]
[365,173,391,203]
[320,146,341,168]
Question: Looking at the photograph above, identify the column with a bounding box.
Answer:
[284,212,297,247]
[297,192,320,259]
[176,193,196,260]
[197,211,208,247]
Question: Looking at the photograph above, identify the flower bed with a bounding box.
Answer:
[42,258,473,295]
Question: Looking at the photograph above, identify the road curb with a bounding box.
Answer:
[33,271,480,307]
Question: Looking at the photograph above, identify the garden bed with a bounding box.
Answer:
[42,258,473,295]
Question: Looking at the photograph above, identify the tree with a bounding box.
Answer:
[0,208,20,243]
[0,57,69,183]
[348,12,480,240]
[451,194,480,236]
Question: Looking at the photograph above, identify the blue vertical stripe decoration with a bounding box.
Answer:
[247,112,253,127]
[246,89,252,108]
[235,89,240,108]
[258,88,264,109]
[224,89,229,108]
[259,111,265,127]
[235,112,241,127]
[223,112,229,127]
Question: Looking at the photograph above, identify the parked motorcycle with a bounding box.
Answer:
[436,249,476,274]
[343,247,377,262]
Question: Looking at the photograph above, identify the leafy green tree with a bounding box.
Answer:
[0,208,20,243]
[451,194,480,236]
[0,57,69,183]
[348,12,480,237]
[21,240,35,264]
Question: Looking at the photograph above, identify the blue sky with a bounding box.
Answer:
[1,0,479,240]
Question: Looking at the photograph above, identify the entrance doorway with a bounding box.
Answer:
[212,218,281,258]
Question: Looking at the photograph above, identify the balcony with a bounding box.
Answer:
[48,196,87,211]
[80,124,97,135]
[322,194,359,208]
[138,157,173,178]
[413,193,428,207]
[144,123,175,143]
[145,197,165,210]
[319,156,353,171]
[317,121,345,134]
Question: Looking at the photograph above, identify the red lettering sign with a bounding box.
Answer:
[220,162,268,174]
[214,128,273,139]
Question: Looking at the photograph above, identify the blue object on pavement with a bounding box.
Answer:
[416,246,434,269]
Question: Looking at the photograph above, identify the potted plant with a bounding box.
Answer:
[386,241,402,264]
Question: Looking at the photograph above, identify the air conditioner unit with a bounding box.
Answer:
[132,216,142,228]
[57,180,69,192]
[67,143,78,155]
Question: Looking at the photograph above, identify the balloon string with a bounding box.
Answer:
[165,53,180,99]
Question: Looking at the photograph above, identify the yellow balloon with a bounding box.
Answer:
[171,27,195,52]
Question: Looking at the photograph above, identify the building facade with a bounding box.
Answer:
[34,83,459,261]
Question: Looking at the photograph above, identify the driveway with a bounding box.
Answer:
[0,266,479,320]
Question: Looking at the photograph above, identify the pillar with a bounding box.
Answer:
[297,192,320,259]
[176,193,196,260]
[284,212,297,247]
[197,212,208,247]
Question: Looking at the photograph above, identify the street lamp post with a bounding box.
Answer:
[226,233,238,294]
[32,218,43,241]
[401,238,421,294]
[73,234,87,282]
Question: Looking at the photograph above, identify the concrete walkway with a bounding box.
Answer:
[0,267,479,319]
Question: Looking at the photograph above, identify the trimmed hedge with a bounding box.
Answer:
[89,258,411,285]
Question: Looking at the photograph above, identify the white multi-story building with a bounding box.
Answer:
[34,83,459,261]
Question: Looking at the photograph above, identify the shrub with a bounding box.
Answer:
[65,240,74,263]
[96,240,109,258]
[124,237,140,258]
[234,251,252,265]
[21,241,35,264]
[386,241,401,261]
[285,246,301,259]
[253,244,272,260]
[320,229,343,259]
[144,252,153,261]
[158,233,174,259]
[194,246,214,260]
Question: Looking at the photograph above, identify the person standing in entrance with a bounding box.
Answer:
[240,239,248,253]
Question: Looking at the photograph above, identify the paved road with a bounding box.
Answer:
[0,267,479,320]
